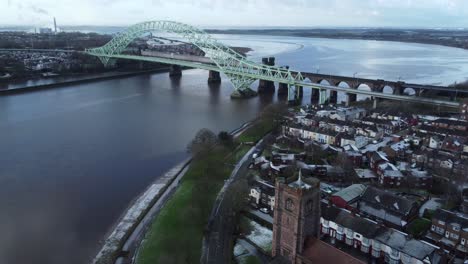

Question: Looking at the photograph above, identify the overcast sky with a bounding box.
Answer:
[2,0,468,28]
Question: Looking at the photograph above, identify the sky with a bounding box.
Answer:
[2,0,468,28]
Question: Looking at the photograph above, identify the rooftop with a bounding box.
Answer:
[332,184,367,203]
[301,238,365,264]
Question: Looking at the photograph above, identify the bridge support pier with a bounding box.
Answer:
[287,84,301,106]
[329,91,338,104]
[258,57,276,94]
[169,65,182,77]
[208,70,221,83]
[373,98,379,109]
[345,93,357,106]
[311,88,320,104]
[278,83,288,96]
[298,86,303,98]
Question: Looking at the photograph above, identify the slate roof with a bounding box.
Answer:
[360,187,417,218]
[375,229,436,260]
[332,184,367,203]
[321,203,437,261]
[433,209,468,227]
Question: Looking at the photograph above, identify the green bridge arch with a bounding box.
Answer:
[85,20,303,93]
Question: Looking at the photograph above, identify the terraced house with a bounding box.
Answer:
[427,209,468,256]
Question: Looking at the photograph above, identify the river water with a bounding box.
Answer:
[0,35,467,264]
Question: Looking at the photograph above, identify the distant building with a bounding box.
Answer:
[39,27,53,34]
[461,100,468,120]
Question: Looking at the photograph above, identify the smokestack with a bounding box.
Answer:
[54,17,57,33]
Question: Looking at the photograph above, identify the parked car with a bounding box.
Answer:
[260,207,269,214]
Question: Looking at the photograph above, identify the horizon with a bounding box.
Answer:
[2,0,468,29]
[1,24,468,31]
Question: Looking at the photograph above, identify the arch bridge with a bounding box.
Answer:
[85,20,461,109]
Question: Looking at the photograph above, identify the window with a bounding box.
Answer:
[435,226,445,235]
[371,247,381,258]
[336,232,344,241]
[462,238,466,246]
[361,244,370,254]
[285,198,294,212]
[321,225,329,234]
[452,224,461,232]
[306,200,314,212]
[450,233,459,240]
[446,231,450,238]
[337,226,344,233]
[431,225,435,231]
[361,237,369,245]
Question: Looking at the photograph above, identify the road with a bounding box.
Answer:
[201,139,265,264]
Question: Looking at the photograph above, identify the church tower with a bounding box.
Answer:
[272,170,321,263]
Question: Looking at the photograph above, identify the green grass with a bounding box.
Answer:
[137,122,274,264]
[407,218,431,237]
[244,255,262,264]
[238,120,273,143]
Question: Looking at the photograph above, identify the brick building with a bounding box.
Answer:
[272,170,321,263]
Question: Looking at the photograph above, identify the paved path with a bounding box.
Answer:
[202,139,265,264]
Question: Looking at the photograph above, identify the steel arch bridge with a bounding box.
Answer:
[85,20,460,108]
[85,20,303,97]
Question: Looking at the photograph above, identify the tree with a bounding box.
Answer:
[218,131,233,147]
[305,142,327,164]
[332,152,355,183]
[257,103,288,133]
[187,128,218,158]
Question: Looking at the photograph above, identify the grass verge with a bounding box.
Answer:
[137,121,273,264]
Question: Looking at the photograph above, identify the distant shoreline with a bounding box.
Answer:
[205,29,468,51]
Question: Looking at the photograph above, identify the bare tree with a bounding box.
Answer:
[332,152,355,183]
[187,128,218,158]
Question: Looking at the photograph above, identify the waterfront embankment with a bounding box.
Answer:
[92,158,192,264]
[0,68,171,96]
[91,121,254,264]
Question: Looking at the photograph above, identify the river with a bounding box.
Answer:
[0,35,467,264]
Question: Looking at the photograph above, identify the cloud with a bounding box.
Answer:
[29,4,49,15]
[0,0,467,27]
